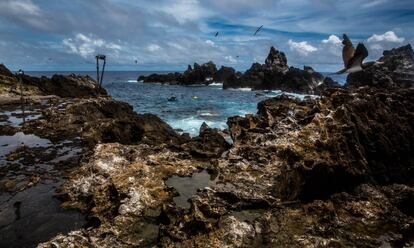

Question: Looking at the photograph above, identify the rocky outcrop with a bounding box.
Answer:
[223,47,339,94]
[22,74,107,97]
[347,44,414,88]
[0,64,107,97]
[139,61,219,85]
[214,66,236,83]
[25,98,187,146]
[0,64,43,96]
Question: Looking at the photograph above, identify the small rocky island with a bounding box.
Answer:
[0,44,414,247]
[138,46,340,94]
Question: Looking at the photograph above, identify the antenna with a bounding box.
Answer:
[95,54,106,87]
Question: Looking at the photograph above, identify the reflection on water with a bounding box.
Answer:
[166,170,217,209]
[0,182,86,248]
[0,132,52,158]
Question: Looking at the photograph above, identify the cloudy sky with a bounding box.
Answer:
[0,0,413,72]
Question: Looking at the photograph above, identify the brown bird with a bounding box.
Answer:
[335,34,383,74]
[342,34,355,68]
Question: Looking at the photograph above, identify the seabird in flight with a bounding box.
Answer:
[253,25,263,36]
[335,34,383,74]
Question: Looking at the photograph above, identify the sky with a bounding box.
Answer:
[0,0,413,72]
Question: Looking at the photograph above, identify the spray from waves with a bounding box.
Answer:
[167,116,228,136]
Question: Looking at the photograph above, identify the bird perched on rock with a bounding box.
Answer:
[335,34,383,74]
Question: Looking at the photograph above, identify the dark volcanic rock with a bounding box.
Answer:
[25,98,187,146]
[138,72,182,84]
[0,64,14,77]
[22,74,107,98]
[229,87,414,201]
[139,61,219,85]
[214,66,236,83]
[183,123,231,158]
[223,47,337,94]
[347,44,414,88]
[180,61,217,85]
[1,63,106,97]
[265,46,289,72]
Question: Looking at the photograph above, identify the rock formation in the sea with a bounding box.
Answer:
[347,44,414,88]
[138,61,219,85]
[224,46,340,94]
[0,64,107,97]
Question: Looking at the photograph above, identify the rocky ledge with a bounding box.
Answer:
[0,64,107,98]
[37,83,414,246]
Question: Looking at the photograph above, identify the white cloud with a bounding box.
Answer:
[367,31,405,43]
[288,39,318,56]
[147,44,161,52]
[205,40,215,47]
[370,44,383,50]
[225,55,237,63]
[63,33,122,58]
[322,35,341,45]
[0,0,40,16]
[362,0,388,8]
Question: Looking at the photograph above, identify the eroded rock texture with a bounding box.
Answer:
[39,85,414,248]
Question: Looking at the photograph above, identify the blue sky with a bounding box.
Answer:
[0,0,413,72]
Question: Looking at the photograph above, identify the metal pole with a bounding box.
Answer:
[100,58,106,87]
[18,70,25,124]
[96,57,100,86]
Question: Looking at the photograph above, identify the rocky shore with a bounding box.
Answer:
[0,43,413,247]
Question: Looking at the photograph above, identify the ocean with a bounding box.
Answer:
[26,71,346,136]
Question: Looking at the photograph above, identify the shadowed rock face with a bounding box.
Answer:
[24,98,187,146]
[347,44,414,88]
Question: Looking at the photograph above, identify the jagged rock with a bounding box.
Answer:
[265,46,289,73]
[214,66,236,83]
[347,44,414,88]
[223,47,337,94]
[181,122,231,158]
[180,61,217,85]
[139,61,219,85]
